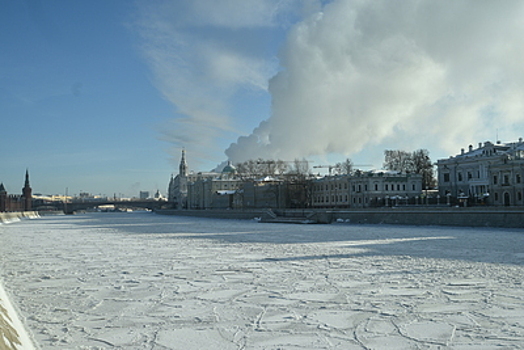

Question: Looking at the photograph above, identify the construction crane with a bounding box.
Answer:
[313,165,338,175]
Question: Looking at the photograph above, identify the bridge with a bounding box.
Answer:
[62,199,168,214]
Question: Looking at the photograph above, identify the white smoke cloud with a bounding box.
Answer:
[226,0,524,163]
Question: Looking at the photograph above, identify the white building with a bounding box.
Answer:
[310,171,423,208]
[437,139,524,206]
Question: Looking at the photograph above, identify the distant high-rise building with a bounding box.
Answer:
[139,191,150,199]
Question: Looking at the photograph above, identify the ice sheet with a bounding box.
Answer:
[1,212,524,349]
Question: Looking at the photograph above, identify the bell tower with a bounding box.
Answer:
[22,169,32,211]
[179,148,188,177]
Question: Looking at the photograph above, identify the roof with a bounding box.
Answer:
[222,161,237,174]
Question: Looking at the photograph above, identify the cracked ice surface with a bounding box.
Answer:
[1,212,524,349]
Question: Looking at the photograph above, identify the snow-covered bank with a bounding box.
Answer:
[0,212,39,225]
[0,282,36,350]
[1,212,524,349]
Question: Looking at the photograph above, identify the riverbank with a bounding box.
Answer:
[0,212,39,350]
[156,207,524,228]
[0,283,36,350]
[0,211,40,224]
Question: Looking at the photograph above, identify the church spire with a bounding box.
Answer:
[179,149,188,177]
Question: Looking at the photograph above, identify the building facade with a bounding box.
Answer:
[167,151,427,210]
[0,170,33,212]
[310,171,423,208]
[186,166,243,210]
[437,139,524,206]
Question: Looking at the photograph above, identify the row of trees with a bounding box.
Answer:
[234,158,311,180]
[233,148,436,190]
[383,149,435,190]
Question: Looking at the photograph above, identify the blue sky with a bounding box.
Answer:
[2,0,524,197]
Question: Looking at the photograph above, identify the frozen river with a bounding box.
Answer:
[1,212,524,349]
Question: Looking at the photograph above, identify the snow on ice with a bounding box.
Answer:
[1,212,524,349]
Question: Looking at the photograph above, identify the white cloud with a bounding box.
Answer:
[133,0,300,166]
[226,0,524,163]
[180,0,293,28]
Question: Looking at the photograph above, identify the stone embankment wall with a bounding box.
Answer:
[0,211,39,224]
[157,207,524,228]
[326,207,524,228]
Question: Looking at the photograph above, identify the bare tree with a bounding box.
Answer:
[288,158,310,178]
[235,159,260,179]
[235,158,290,180]
[383,150,414,173]
[284,158,311,208]
[335,158,354,175]
[383,149,435,189]
[411,149,436,190]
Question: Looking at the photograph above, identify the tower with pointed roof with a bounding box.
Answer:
[179,148,188,177]
[22,169,32,211]
[167,149,192,209]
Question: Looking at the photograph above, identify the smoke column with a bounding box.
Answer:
[225,0,524,162]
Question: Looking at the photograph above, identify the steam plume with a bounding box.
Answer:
[226,0,524,162]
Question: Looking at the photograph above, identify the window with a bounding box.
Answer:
[458,173,463,181]
[403,184,406,191]
[517,174,521,184]
[495,193,499,201]
[385,184,389,191]
[493,175,498,185]
[412,184,416,191]
[518,192,522,201]
[397,184,400,191]
[365,185,368,191]
[468,172,472,180]
[443,173,450,182]
[375,184,378,191]
[504,175,510,185]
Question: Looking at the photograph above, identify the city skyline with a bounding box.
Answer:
[2,1,524,197]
